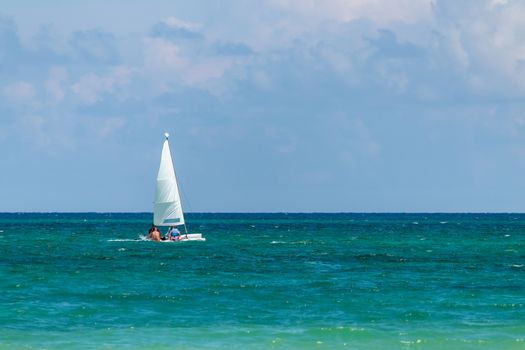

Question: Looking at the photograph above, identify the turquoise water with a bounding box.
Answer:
[1,213,524,349]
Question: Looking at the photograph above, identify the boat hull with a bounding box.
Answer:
[139,233,206,242]
[162,233,206,242]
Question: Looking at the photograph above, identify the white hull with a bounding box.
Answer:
[139,233,205,242]
[164,233,205,242]
[163,238,206,242]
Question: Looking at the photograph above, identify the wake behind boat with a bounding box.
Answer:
[146,132,205,242]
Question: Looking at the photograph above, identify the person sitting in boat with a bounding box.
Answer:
[166,226,174,240]
[160,227,170,241]
[167,226,183,241]
[148,225,161,242]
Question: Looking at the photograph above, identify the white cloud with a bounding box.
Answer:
[164,16,200,31]
[377,63,409,93]
[143,38,235,91]
[431,1,525,93]
[71,65,133,104]
[3,81,36,102]
[143,38,186,72]
[446,27,470,70]
[318,46,354,74]
[490,0,509,9]
[269,0,433,25]
[45,67,68,102]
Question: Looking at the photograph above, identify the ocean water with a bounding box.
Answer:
[0,213,524,349]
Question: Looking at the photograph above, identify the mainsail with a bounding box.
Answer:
[153,133,185,226]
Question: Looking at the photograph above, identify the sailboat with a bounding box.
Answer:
[153,132,205,242]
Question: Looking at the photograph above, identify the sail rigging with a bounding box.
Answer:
[153,133,185,226]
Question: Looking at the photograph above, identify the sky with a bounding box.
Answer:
[2,0,525,212]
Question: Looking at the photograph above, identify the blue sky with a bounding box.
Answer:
[2,0,525,212]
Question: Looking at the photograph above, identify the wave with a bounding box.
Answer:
[107,236,148,242]
[107,239,141,242]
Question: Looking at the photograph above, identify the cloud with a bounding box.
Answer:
[150,16,202,41]
[3,81,36,102]
[431,1,525,94]
[143,37,234,91]
[269,0,433,25]
[143,38,185,71]
[367,29,424,59]
[4,2,525,211]
[71,65,133,104]
[145,17,244,91]
[45,67,68,102]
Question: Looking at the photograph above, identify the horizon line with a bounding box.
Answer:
[2,211,525,215]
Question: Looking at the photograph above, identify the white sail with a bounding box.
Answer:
[153,134,185,226]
